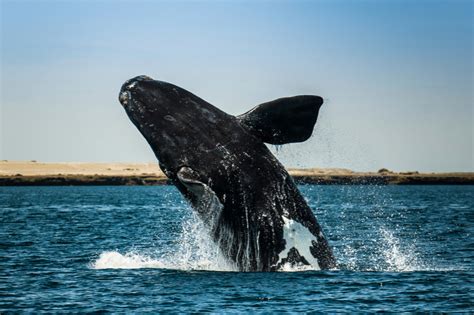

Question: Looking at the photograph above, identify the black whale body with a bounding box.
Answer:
[119,75,336,271]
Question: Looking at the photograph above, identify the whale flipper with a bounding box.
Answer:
[177,167,223,225]
[237,95,323,145]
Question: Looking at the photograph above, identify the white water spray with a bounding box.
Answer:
[91,211,237,271]
[379,228,425,272]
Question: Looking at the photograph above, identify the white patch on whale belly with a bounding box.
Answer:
[277,216,321,270]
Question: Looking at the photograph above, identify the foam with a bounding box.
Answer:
[92,251,165,270]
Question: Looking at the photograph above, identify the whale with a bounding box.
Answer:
[118,75,336,271]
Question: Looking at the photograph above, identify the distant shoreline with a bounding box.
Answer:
[1,161,473,186]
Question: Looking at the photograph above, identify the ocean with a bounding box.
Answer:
[1,185,473,312]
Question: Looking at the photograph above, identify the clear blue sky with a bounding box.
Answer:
[1,0,472,171]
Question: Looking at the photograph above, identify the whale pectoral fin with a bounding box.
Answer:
[177,167,223,223]
[176,167,206,198]
[237,95,323,145]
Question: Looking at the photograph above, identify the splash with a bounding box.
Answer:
[90,222,433,272]
[379,228,425,272]
[335,226,431,272]
[91,184,436,273]
[91,213,323,272]
[91,212,237,271]
[92,251,165,269]
[90,211,323,272]
[170,211,236,271]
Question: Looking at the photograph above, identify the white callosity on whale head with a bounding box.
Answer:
[127,81,138,90]
[277,216,321,270]
[119,91,130,106]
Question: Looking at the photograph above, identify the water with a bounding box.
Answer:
[1,185,473,312]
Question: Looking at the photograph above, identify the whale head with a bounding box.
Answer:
[119,75,324,180]
[119,75,235,179]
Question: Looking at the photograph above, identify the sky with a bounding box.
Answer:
[1,0,472,172]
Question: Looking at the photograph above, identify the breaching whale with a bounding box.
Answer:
[119,75,336,271]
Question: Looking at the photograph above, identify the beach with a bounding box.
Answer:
[1,161,472,185]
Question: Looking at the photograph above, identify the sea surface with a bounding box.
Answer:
[1,185,473,312]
